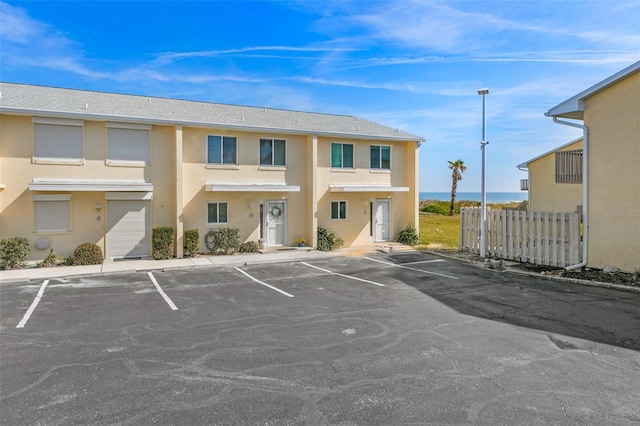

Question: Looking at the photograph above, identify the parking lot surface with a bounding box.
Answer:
[2,252,640,425]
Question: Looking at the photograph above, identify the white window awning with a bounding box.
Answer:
[206,182,300,192]
[29,178,153,192]
[329,184,409,193]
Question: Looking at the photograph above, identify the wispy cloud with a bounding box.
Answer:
[304,1,640,60]
[153,45,360,65]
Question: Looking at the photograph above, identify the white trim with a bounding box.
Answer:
[106,121,152,130]
[329,184,409,192]
[32,194,71,201]
[106,192,153,200]
[29,178,153,192]
[206,182,300,192]
[106,160,147,167]
[32,158,84,165]
[31,116,83,126]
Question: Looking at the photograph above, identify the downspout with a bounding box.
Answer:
[550,116,588,270]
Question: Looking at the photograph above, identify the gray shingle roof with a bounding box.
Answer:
[0,82,423,142]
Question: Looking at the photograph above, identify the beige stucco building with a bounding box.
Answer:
[0,83,422,262]
[518,138,583,213]
[537,61,640,272]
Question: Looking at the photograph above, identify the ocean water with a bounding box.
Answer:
[420,192,527,204]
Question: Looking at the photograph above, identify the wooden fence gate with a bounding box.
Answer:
[459,208,582,267]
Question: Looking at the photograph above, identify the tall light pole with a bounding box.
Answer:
[477,88,489,258]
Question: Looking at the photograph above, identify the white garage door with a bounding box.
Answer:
[106,200,150,258]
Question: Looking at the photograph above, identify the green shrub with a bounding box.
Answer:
[71,242,104,265]
[239,241,259,253]
[212,227,240,255]
[183,229,199,257]
[37,249,66,268]
[396,224,420,246]
[317,226,344,251]
[420,203,449,215]
[0,237,30,269]
[153,226,175,260]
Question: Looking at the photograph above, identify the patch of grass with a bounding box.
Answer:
[416,212,460,250]
[415,200,528,250]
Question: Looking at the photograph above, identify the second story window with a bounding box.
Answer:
[33,117,83,164]
[331,143,354,169]
[260,139,286,166]
[107,122,150,166]
[207,135,237,165]
[370,145,391,170]
[555,150,583,183]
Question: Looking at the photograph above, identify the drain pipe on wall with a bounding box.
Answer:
[550,116,588,270]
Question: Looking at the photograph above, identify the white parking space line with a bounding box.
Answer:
[147,272,179,310]
[364,257,459,280]
[399,259,445,266]
[301,262,386,287]
[16,280,49,328]
[234,268,295,298]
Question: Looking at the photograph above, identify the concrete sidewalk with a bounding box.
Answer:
[0,244,410,284]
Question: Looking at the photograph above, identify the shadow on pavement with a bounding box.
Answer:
[386,253,640,351]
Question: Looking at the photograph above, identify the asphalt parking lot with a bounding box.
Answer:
[1,252,640,425]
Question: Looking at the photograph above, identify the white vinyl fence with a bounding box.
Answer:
[460,208,582,267]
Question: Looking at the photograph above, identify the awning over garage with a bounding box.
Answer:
[28,178,153,192]
[328,184,409,192]
[206,182,301,192]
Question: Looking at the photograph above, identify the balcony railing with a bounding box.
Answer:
[520,179,529,191]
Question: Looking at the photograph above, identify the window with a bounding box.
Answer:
[370,145,391,170]
[331,143,354,168]
[207,135,237,165]
[33,117,83,164]
[207,202,229,224]
[260,138,286,166]
[555,150,583,183]
[331,201,347,220]
[33,194,71,232]
[107,122,151,165]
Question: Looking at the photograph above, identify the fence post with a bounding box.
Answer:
[559,213,566,267]
[459,208,465,250]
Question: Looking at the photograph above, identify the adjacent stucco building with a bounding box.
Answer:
[0,83,423,261]
[517,137,583,213]
[540,61,640,272]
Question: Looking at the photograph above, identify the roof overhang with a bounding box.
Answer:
[516,137,584,170]
[329,184,409,193]
[29,178,153,192]
[545,60,640,119]
[206,182,301,192]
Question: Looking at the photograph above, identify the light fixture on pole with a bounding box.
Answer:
[477,88,489,258]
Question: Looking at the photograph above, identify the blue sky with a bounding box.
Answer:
[1,1,638,192]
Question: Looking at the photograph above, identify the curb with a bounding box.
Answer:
[422,250,640,294]
[0,251,344,284]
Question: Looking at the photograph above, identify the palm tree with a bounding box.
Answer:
[448,159,467,216]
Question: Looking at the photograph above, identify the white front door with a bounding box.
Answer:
[374,199,391,242]
[265,200,286,247]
